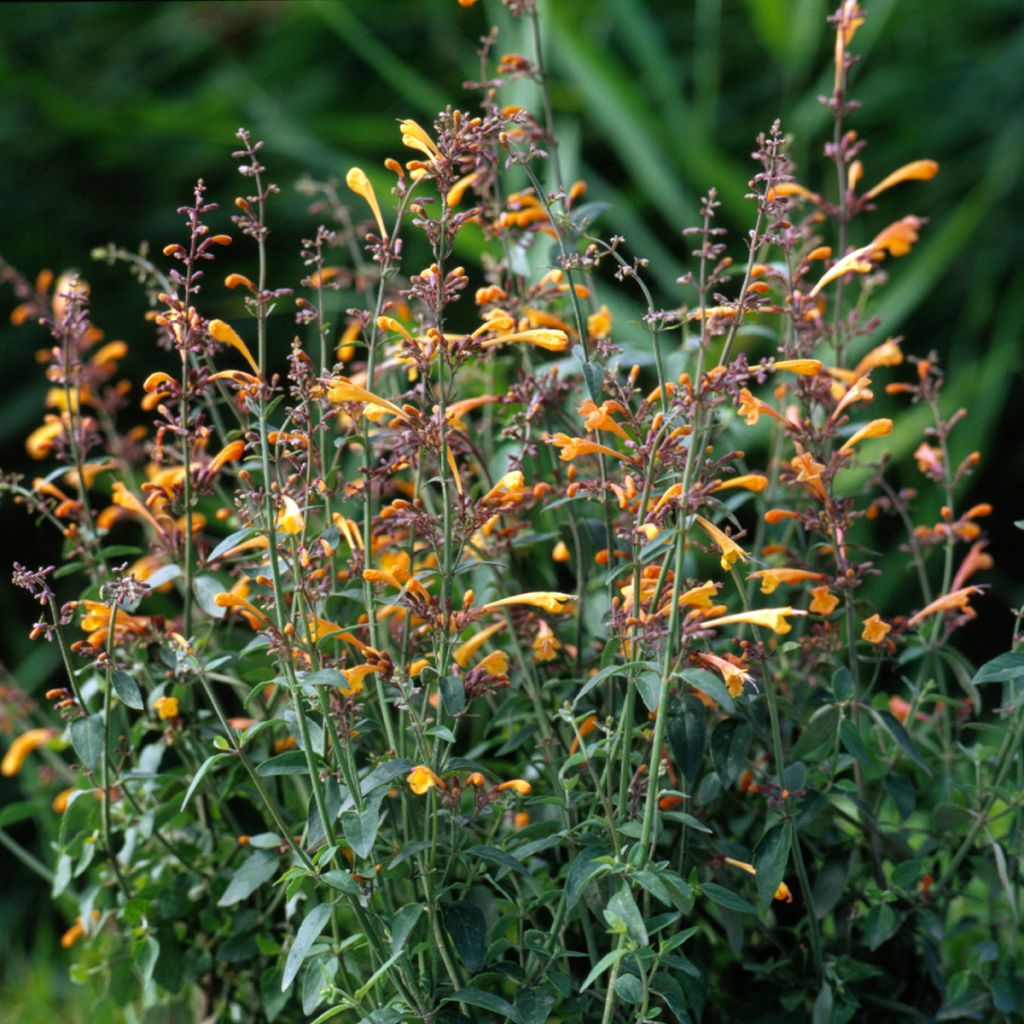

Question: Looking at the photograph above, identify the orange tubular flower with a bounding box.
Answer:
[453,621,505,668]
[723,857,793,902]
[479,328,569,352]
[208,319,261,375]
[399,119,441,162]
[153,696,179,720]
[533,619,562,662]
[326,377,406,419]
[495,779,532,796]
[214,592,270,627]
[790,452,827,501]
[578,399,631,441]
[861,614,891,644]
[276,495,305,535]
[2,727,58,777]
[863,159,939,200]
[809,216,924,297]
[345,167,388,238]
[694,515,749,571]
[809,586,840,616]
[839,418,893,453]
[569,714,600,755]
[737,388,785,426]
[698,652,753,698]
[61,910,102,949]
[407,765,446,795]
[772,359,823,376]
[481,592,576,615]
[79,601,153,647]
[907,587,981,628]
[748,568,827,595]
[701,607,804,636]
[544,433,632,463]
[710,474,769,494]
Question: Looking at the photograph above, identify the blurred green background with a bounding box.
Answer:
[1,0,1021,1017]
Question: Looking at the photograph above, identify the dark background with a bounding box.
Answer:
[0,0,1021,1013]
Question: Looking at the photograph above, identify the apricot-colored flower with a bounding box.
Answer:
[214,591,270,627]
[341,663,382,697]
[453,620,505,668]
[399,119,441,162]
[326,376,406,419]
[809,586,840,616]
[790,452,827,501]
[2,727,58,777]
[698,652,754,698]
[907,587,981,628]
[864,160,939,200]
[481,592,576,615]
[346,167,388,238]
[723,857,792,902]
[839,418,892,453]
[694,515,749,571]
[737,388,784,426]
[479,328,569,352]
[914,443,943,477]
[545,432,631,462]
[710,474,769,494]
[474,650,510,676]
[861,614,891,644]
[809,216,924,297]
[552,540,571,563]
[61,910,101,949]
[407,765,446,795]
[578,399,630,441]
[276,495,305,535]
[79,600,154,647]
[702,607,802,636]
[208,319,261,375]
[888,695,912,724]
[533,619,561,662]
[747,568,827,595]
[26,417,65,460]
[496,779,532,796]
[772,359,822,376]
[154,696,179,720]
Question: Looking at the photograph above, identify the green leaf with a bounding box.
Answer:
[710,719,752,788]
[812,981,834,1024]
[111,670,143,710]
[839,719,869,764]
[282,903,333,992]
[615,973,644,1004]
[973,652,1024,684]
[678,668,735,714]
[832,665,853,702]
[666,695,706,783]
[701,882,755,914]
[875,710,932,776]
[791,704,840,761]
[440,674,465,716]
[443,900,488,973]
[515,989,556,1024]
[754,823,790,912]
[0,800,42,828]
[863,902,899,951]
[181,752,231,811]
[605,883,648,946]
[70,714,104,770]
[635,670,661,712]
[466,844,529,877]
[257,750,319,776]
[580,947,628,993]
[566,845,613,910]
[219,850,279,907]
[572,660,649,708]
[444,988,521,1022]
[341,806,379,860]
[389,903,421,958]
[359,758,414,797]
[193,574,227,619]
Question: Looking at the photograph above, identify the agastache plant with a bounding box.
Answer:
[1,3,1020,1022]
